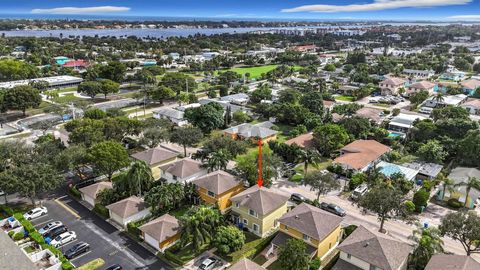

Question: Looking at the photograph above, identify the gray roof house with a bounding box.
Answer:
[160,158,207,184]
[425,254,480,270]
[403,162,443,179]
[332,225,413,270]
[153,108,188,126]
[229,258,266,270]
[220,93,250,105]
[223,122,278,140]
[442,167,480,209]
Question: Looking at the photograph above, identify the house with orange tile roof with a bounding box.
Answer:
[379,77,406,96]
[284,133,315,149]
[333,140,391,172]
[461,98,480,115]
[461,79,480,95]
[407,81,436,96]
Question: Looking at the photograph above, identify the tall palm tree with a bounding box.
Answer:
[297,149,321,176]
[454,177,480,208]
[125,160,154,197]
[205,149,231,172]
[180,206,222,249]
[433,93,445,106]
[408,223,444,270]
[441,178,456,201]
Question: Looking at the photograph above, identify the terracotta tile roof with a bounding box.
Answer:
[229,258,266,270]
[462,98,480,108]
[159,158,204,178]
[193,170,241,195]
[323,100,335,108]
[284,133,314,148]
[78,181,113,200]
[278,203,343,241]
[409,81,435,90]
[337,226,413,270]
[131,147,178,166]
[333,140,391,170]
[425,255,480,270]
[380,77,405,86]
[355,107,383,124]
[106,196,147,219]
[139,214,180,243]
[461,79,480,90]
[230,186,289,215]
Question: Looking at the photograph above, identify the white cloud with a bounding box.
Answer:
[448,14,480,20]
[31,6,130,14]
[282,0,472,13]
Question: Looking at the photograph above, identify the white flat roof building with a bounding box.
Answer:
[0,75,83,89]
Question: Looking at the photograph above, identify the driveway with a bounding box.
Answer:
[31,196,171,270]
[183,249,228,270]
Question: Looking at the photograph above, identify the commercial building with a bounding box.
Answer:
[0,75,83,90]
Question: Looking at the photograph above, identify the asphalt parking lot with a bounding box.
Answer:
[31,196,170,270]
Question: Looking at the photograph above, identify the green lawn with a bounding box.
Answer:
[174,243,210,263]
[266,260,283,270]
[77,258,105,270]
[221,65,302,79]
[216,232,275,263]
[170,206,189,218]
[334,95,355,102]
[52,93,82,104]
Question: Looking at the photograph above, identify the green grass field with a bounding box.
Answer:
[335,95,355,102]
[221,65,303,79]
[52,93,82,104]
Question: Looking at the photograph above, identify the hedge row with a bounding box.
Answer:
[93,204,110,219]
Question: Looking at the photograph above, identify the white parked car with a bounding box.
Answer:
[39,221,63,235]
[51,231,76,248]
[23,207,48,220]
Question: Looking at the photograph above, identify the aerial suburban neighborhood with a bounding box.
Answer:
[2,2,480,270]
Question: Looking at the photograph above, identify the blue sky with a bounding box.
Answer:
[1,0,480,21]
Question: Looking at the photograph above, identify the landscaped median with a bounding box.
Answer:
[0,205,75,270]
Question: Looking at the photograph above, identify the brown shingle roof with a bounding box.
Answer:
[380,77,405,86]
[284,133,314,148]
[355,107,383,124]
[278,203,343,241]
[323,100,335,109]
[131,147,178,166]
[462,98,480,108]
[139,214,180,243]
[334,140,391,170]
[160,158,204,178]
[193,170,241,195]
[78,181,113,200]
[409,81,435,90]
[230,186,289,215]
[229,258,266,270]
[337,226,413,270]
[106,196,147,218]
[461,79,480,90]
[425,255,480,270]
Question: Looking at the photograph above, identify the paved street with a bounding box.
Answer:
[32,196,170,270]
[272,177,480,262]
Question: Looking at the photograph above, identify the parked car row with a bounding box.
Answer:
[369,95,405,104]
[289,193,347,217]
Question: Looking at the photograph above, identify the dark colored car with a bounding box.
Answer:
[64,242,90,259]
[290,193,308,204]
[104,265,123,270]
[44,225,68,239]
[320,202,346,217]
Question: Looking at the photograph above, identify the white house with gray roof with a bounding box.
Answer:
[153,108,188,126]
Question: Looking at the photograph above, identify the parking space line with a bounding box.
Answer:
[54,198,80,219]
[29,214,49,223]
[34,218,54,228]
[69,250,92,262]
[57,239,78,248]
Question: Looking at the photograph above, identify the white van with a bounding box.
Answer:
[351,184,368,200]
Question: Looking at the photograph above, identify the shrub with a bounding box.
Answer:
[93,204,110,219]
[13,232,24,241]
[164,250,184,266]
[68,186,82,200]
[349,173,366,190]
[447,198,463,209]
[0,205,14,216]
[23,221,35,233]
[8,230,15,238]
[30,231,45,245]
[343,225,357,238]
[214,226,246,254]
[405,201,416,213]
[422,180,434,192]
[392,108,401,116]
[309,257,322,270]
[413,188,430,212]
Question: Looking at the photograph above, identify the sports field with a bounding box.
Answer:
[223,64,302,79]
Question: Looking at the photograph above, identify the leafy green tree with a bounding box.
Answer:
[83,108,107,119]
[214,226,246,254]
[458,130,480,168]
[409,224,444,270]
[278,88,301,104]
[7,163,62,205]
[431,107,469,122]
[313,124,349,156]
[278,238,310,270]
[297,149,321,176]
[349,173,367,190]
[194,135,249,161]
[454,177,480,208]
[358,185,410,233]
[184,103,224,133]
[339,116,371,139]
[332,103,362,117]
[170,126,203,156]
[140,127,170,148]
[304,171,340,200]
[117,161,153,196]
[98,62,127,83]
[412,188,430,212]
[232,111,251,123]
[88,141,130,181]
[150,85,175,105]
[416,140,448,163]
[204,149,231,172]
[102,117,143,142]
[324,63,336,72]
[3,85,41,115]
[57,145,89,180]
[29,80,49,91]
[250,84,272,104]
[217,71,240,86]
[235,147,282,187]
[100,79,120,99]
[145,183,185,213]
[440,211,480,256]
[179,206,222,249]
[410,90,430,107]
[77,81,102,98]
[0,59,38,81]
[300,91,325,115]
[160,72,196,94]
[66,118,105,147]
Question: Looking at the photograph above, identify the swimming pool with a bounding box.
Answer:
[388,131,404,138]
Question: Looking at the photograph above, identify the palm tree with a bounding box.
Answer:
[441,178,455,201]
[205,149,231,172]
[433,93,445,106]
[408,223,444,270]
[454,177,480,208]
[297,149,321,176]
[180,206,222,249]
[125,160,153,196]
